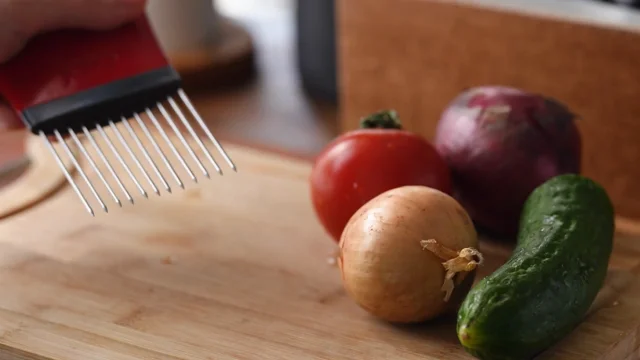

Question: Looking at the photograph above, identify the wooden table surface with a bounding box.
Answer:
[0,124,638,360]
[0,3,639,357]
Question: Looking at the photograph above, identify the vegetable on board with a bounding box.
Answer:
[338,185,482,323]
[457,174,614,360]
[433,86,582,238]
[310,110,451,243]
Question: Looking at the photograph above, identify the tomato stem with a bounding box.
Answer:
[359,110,403,129]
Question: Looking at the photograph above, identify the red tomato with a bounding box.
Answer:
[310,111,452,242]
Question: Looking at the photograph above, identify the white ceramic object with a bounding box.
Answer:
[146,0,222,53]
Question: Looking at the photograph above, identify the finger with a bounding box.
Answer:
[0,8,33,63]
[0,0,148,63]
[0,102,23,133]
[0,101,70,143]
[32,0,148,33]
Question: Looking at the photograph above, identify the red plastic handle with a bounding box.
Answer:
[0,15,169,114]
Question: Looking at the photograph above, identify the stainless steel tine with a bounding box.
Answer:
[68,128,122,207]
[133,112,184,189]
[53,129,108,213]
[96,124,148,198]
[39,131,94,216]
[82,126,134,204]
[157,102,210,178]
[178,89,237,172]
[167,96,223,175]
[145,107,197,183]
[108,120,160,196]
[120,116,171,193]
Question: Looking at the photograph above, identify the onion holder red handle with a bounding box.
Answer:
[0,16,236,216]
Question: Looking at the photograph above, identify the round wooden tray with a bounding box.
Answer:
[167,16,256,89]
[0,133,77,220]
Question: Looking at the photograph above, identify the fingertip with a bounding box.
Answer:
[31,0,150,34]
[0,102,24,132]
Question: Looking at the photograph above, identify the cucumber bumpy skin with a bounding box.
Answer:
[456,174,615,360]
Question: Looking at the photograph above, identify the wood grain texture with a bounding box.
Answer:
[0,134,77,220]
[0,127,638,359]
[337,0,640,223]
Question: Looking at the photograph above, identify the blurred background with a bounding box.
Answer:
[151,0,339,158]
[171,0,640,223]
[3,0,640,220]
[148,0,640,159]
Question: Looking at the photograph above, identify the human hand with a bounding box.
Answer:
[0,0,147,132]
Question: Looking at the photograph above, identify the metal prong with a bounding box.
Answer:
[157,102,210,178]
[68,128,122,207]
[168,96,223,175]
[109,120,160,196]
[82,126,134,204]
[120,116,171,193]
[133,112,184,189]
[178,89,237,172]
[39,131,94,216]
[145,108,197,183]
[53,129,108,213]
[96,124,148,199]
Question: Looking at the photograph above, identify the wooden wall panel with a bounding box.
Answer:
[337,0,640,221]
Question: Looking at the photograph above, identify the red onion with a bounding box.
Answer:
[433,86,582,238]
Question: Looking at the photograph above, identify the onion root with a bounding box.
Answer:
[421,239,484,302]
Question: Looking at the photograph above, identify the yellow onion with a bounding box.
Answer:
[338,185,483,323]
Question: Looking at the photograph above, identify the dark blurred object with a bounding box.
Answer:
[602,0,640,8]
[295,0,338,104]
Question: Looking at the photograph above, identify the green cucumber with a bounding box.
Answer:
[456,174,615,360]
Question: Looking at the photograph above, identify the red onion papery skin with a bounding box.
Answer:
[433,86,582,238]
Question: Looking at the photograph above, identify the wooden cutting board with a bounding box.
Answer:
[0,124,639,360]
